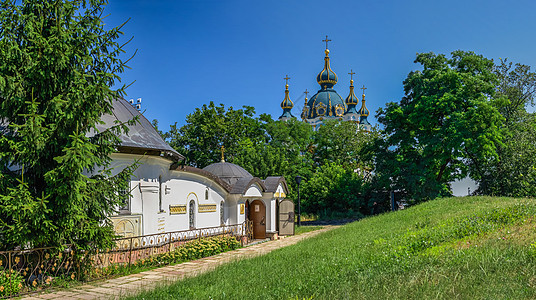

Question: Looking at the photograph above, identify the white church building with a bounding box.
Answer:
[99,98,292,240]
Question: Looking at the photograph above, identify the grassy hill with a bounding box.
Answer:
[130,196,536,299]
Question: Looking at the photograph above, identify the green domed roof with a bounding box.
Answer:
[305,88,346,119]
[358,92,370,125]
[316,49,338,88]
[279,80,295,120]
[358,93,370,117]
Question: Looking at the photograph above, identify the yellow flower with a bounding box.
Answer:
[14,257,20,264]
[0,286,4,292]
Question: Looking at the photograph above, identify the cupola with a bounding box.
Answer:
[278,75,295,121]
[345,70,359,107]
[358,86,371,127]
[316,49,338,89]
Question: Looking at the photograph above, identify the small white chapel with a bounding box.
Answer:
[98,98,292,240]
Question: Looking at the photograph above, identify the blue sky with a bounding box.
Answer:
[105,0,536,131]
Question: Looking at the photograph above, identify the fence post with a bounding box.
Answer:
[128,237,133,269]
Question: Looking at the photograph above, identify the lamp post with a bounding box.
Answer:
[295,175,302,227]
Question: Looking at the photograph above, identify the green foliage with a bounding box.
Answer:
[293,225,323,235]
[0,0,134,250]
[166,102,263,168]
[313,119,378,169]
[477,113,536,196]
[301,162,366,218]
[0,269,23,298]
[494,58,536,123]
[128,196,536,300]
[376,51,504,202]
[389,202,536,257]
[475,59,536,197]
[164,103,382,217]
[92,236,241,279]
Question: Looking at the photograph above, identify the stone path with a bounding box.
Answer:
[20,226,337,300]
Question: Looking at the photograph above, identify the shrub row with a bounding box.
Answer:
[0,235,241,298]
[91,235,241,279]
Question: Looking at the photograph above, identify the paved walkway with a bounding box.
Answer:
[20,226,337,300]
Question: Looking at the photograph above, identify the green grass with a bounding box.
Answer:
[294,225,323,235]
[128,196,536,299]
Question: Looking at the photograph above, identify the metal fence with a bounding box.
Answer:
[93,222,252,269]
[0,221,253,297]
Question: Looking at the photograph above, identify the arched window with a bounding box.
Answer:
[220,201,224,226]
[189,200,195,229]
[205,187,209,200]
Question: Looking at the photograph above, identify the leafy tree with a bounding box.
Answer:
[477,113,536,196]
[376,51,504,202]
[234,117,314,195]
[475,60,536,196]
[494,58,536,123]
[313,119,379,171]
[0,0,133,250]
[301,162,365,218]
[166,102,263,168]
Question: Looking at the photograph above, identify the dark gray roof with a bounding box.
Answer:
[229,177,267,194]
[263,176,288,193]
[94,98,183,161]
[202,162,253,186]
[171,165,231,192]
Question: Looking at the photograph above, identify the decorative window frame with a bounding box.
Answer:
[335,104,345,117]
[315,102,327,116]
[118,181,131,214]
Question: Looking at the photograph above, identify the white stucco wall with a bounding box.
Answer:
[105,153,284,238]
[107,153,229,236]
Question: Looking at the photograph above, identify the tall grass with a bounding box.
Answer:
[129,196,536,299]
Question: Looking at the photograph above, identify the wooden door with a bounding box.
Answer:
[249,200,266,239]
[278,199,295,236]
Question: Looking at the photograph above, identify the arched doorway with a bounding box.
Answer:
[189,200,195,229]
[248,199,266,239]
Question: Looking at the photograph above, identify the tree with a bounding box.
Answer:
[477,113,536,196]
[313,119,379,172]
[301,162,366,218]
[0,0,133,250]
[376,51,504,202]
[233,117,315,195]
[494,58,536,123]
[475,59,536,196]
[166,102,264,168]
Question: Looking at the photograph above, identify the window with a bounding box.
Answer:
[189,200,195,229]
[205,187,209,200]
[118,182,131,214]
[220,201,224,226]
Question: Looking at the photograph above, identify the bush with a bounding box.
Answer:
[0,269,23,297]
[94,235,241,278]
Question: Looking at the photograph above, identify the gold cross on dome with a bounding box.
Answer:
[304,89,309,98]
[284,75,291,85]
[322,35,331,49]
[220,145,225,162]
[348,69,355,80]
[361,85,367,94]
